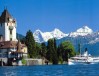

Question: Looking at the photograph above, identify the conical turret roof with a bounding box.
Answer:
[0,9,12,23]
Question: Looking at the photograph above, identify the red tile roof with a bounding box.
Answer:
[0,41,26,49]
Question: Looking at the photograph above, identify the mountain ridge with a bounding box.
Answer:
[33,28,67,43]
[33,26,97,43]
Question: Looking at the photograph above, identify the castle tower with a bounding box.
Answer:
[0,9,17,41]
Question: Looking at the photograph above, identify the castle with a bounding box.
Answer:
[0,9,27,66]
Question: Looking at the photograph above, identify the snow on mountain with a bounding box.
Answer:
[33,29,44,43]
[88,31,99,44]
[51,28,68,39]
[33,28,67,43]
[69,26,93,37]
[33,26,99,44]
[89,38,99,44]
[41,32,53,42]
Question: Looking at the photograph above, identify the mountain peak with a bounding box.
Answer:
[33,29,44,43]
[35,29,42,33]
[51,28,67,39]
[33,28,67,43]
[69,26,93,37]
[52,28,63,34]
[53,28,60,31]
[83,25,89,29]
[82,26,90,30]
[77,26,93,33]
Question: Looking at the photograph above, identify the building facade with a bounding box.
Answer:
[0,9,27,66]
[0,9,17,41]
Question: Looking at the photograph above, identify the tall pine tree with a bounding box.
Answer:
[46,39,53,62]
[25,30,36,58]
[46,39,58,64]
[41,43,47,57]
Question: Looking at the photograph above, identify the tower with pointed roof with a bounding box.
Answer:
[0,9,17,41]
[0,9,27,66]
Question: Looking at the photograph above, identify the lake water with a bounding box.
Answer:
[0,64,99,76]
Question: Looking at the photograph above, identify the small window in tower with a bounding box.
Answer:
[10,30,12,35]
[10,38,12,41]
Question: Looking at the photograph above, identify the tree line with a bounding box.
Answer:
[21,30,76,64]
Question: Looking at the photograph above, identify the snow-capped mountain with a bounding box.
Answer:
[33,26,99,44]
[69,26,93,37]
[33,28,67,43]
[33,29,44,43]
[33,26,99,55]
[51,28,68,39]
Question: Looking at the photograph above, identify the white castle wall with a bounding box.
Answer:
[12,23,17,41]
[0,21,17,41]
[5,23,10,41]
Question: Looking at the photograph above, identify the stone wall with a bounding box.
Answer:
[25,58,45,65]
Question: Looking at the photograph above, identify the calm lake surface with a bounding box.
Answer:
[0,64,99,76]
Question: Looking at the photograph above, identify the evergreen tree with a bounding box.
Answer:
[25,30,36,58]
[46,39,53,62]
[54,38,57,51]
[58,41,76,62]
[46,39,58,64]
[41,43,47,57]
[57,44,63,64]
[53,38,58,64]
[35,43,42,58]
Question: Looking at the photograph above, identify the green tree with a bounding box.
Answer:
[46,39,53,62]
[53,38,58,64]
[35,43,42,58]
[54,38,57,51]
[57,44,63,64]
[22,57,27,65]
[58,41,76,62]
[41,43,47,57]
[25,30,36,58]
[46,39,58,64]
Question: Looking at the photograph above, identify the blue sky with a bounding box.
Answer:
[0,0,99,35]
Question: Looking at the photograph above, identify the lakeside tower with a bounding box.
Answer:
[0,9,27,66]
[0,9,17,41]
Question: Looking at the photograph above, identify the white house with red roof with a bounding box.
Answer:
[0,9,27,66]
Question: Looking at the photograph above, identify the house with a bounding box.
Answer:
[0,9,27,66]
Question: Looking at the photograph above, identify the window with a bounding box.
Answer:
[10,30,12,35]
[10,38,12,41]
